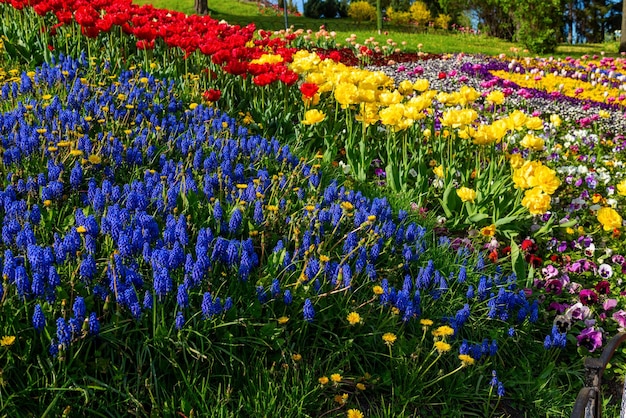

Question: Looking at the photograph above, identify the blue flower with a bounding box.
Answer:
[177,284,189,308]
[175,312,185,330]
[73,297,86,321]
[56,317,72,349]
[89,312,100,336]
[283,289,292,305]
[303,299,315,322]
[32,304,46,332]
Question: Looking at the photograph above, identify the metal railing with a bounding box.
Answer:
[571,332,626,418]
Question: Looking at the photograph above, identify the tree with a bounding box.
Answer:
[620,0,626,52]
[194,0,208,15]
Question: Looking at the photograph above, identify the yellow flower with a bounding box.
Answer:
[292,353,302,361]
[550,114,562,127]
[520,133,545,151]
[379,103,405,127]
[1,336,16,347]
[480,224,497,237]
[597,207,623,231]
[347,409,364,418]
[70,149,84,157]
[432,325,454,338]
[420,319,434,327]
[250,53,284,65]
[525,116,544,130]
[76,226,87,234]
[459,354,475,366]
[413,79,430,92]
[433,165,444,178]
[334,393,348,404]
[43,200,52,207]
[486,90,505,105]
[319,376,329,385]
[277,316,290,325]
[373,285,384,295]
[528,165,561,195]
[88,154,102,164]
[331,373,342,383]
[456,187,477,203]
[301,109,326,125]
[347,312,362,325]
[382,332,397,346]
[434,341,452,353]
[509,153,525,169]
[334,82,358,107]
[507,109,527,130]
[521,187,551,215]
[356,383,366,391]
[616,179,626,196]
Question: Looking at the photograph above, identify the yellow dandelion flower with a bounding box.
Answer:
[334,393,349,404]
[235,184,248,189]
[434,341,452,353]
[347,312,362,325]
[319,376,329,385]
[459,354,475,366]
[277,316,289,325]
[70,149,83,157]
[382,332,397,346]
[420,319,434,327]
[76,226,87,234]
[347,409,364,418]
[340,201,354,211]
[88,154,102,165]
[373,285,384,295]
[432,325,455,338]
[356,383,366,391]
[319,255,330,263]
[292,353,302,361]
[0,336,16,347]
[331,373,342,383]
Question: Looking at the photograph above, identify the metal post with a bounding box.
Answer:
[284,0,289,30]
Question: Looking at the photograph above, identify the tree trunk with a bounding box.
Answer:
[194,0,208,15]
[619,0,626,52]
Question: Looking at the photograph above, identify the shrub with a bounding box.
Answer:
[435,14,451,30]
[386,7,412,25]
[348,0,376,22]
[409,1,431,26]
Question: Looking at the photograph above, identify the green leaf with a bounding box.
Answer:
[510,240,527,283]
[468,213,490,223]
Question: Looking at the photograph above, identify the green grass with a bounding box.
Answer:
[132,0,618,57]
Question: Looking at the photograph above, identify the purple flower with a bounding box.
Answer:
[576,327,603,352]
[579,289,598,305]
[567,302,590,320]
[597,264,613,279]
[612,310,626,329]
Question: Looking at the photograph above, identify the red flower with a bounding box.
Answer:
[223,60,248,76]
[202,89,222,102]
[438,71,447,79]
[279,71,298,86]
[520,238,537,252]
[595,280,610,295]
[525,254,542,268]
[488,250,498,263]
[253,72,278,87]
[300,83,319,99]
